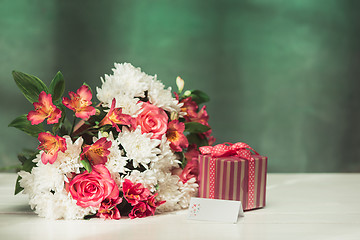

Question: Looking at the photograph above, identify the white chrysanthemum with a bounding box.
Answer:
[147,76,183,113]
[19,155,65,193]
[32,136,83,175]
[97,132,128,174]
[177,177,199,208]
[29,190,96,220]
[118,127,161,169]
[150,135,180,171]
[56,136,83,174]
[96,63,153,115]
[126,169,158,192]
[155,172,182,212]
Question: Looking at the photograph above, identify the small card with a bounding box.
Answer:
[188,197,244,224]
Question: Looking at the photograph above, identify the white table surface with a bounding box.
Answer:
[1,173,359,240]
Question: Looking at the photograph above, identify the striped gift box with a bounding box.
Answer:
[198,154,267,210]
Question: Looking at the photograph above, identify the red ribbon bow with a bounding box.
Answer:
[199,142,258,160]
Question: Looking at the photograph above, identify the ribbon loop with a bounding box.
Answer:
[199,142,258,160]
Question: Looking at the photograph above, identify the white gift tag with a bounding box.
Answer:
[188,197,244,223]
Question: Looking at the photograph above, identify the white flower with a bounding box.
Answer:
[177,177,199,208]
[98,132,129,174]
[96,63,153,116]
[55,136,83,174]
[30,190,96,220]
[147,76,183,114]
[150,135,180,171]
[155,172,182,212]
[126,169,158,192]
[118,127,161,169]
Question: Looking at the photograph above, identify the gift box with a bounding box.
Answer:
[198,142,267,210]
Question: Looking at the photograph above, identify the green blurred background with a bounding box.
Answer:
[1,0,359,172]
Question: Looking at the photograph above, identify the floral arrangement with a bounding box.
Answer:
[9,63,215,220]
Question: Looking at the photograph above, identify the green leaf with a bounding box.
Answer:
[9,114,44,137]
[14,150,38,195]
[188,90,210,105]
[81,159,92,173]
[49,71,65,102]
[186,133,209,147]
[12,71,48,103]
[185,122,210,133]
[14,176,23,195]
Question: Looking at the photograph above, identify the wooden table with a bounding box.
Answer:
[1,173,359,240]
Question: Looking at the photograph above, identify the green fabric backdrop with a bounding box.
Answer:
[1,0,359,172]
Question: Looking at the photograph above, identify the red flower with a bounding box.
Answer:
[128,202,148,219]
[166,120,189,152]
[62,85,96,120]
[128,194,165,219]
[146,193,165,215]
[184,144,200,162]
[37,132,67,164]
[179,160,199,183]
[99,98,132,132]
[81,137,112,165]
[180,97,198,121]
[96,197,122,220]
[122,179,150,206]
[27,91,62,125]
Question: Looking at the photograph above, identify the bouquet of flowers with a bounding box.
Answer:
[9,63,215,220]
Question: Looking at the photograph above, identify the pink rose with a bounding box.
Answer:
[136,102,168,139]
[66,165,119,208]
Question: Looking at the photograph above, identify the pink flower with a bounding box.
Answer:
[136,102,168,139]
[27,91,62,125]
[66,165,119,208]
[128,202,148,219]
[180,97,198,121]
[62,85,96,120]
[146,193,165,215]
[179,160,199,183]
[81,137,112,165]
[166,120,189,152]
[37,132,67,164]
[99,99,132,132]
[122,179,150,206]
[184,144,200,162]
[128,194,165,219]
[96,197,122,220]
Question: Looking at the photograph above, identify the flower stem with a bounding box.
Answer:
[70,115,76,136]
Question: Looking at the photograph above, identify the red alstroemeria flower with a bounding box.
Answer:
[96,197,122,220]
[37,132,67,164]
[146,193,165,215]
[62,85,96,120]
[99,99,132,132]
[180,97,198,121]
[122,179,150,206]
[166,120,189,152]
[179,160,199,183]
[81,137,112,165]
[27,91,62,125]
[184,144,200,162]
[128,194,165,219]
